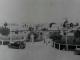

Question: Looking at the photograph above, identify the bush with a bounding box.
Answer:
[49,32,62,43]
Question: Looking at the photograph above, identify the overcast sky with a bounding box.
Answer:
[0,0,80,24]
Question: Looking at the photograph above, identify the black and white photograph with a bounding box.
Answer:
[0,0,80,60]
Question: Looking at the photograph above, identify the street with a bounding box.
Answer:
[0,42,79,60]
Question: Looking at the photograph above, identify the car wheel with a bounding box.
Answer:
[20,45,25,49]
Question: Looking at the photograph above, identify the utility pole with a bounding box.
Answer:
[65,29,68,51]
[63,17,68,51]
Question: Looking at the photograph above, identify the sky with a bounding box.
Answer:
[0,0,80,24]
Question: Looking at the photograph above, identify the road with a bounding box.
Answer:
[0,42,79,60]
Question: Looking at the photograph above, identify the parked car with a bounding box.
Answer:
[8,41,26,49]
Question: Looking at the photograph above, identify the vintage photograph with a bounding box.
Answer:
[0,0,80,60]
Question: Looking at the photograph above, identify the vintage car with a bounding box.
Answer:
[8,41,26,49]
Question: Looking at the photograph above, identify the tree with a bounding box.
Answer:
[74,30,80,45]
[41,28,48,31]
[62,18,69,28]
[74,30,80,38]
[63,23,66,28]
[0,27,10,36]
[70,23,74,28]
[4,22,8,28]
[0,22,10,36]
[49,32,62,43]
[49,22,56,28]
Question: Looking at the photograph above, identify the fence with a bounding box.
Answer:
[53,41,80,51]
[0,40,10,45]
